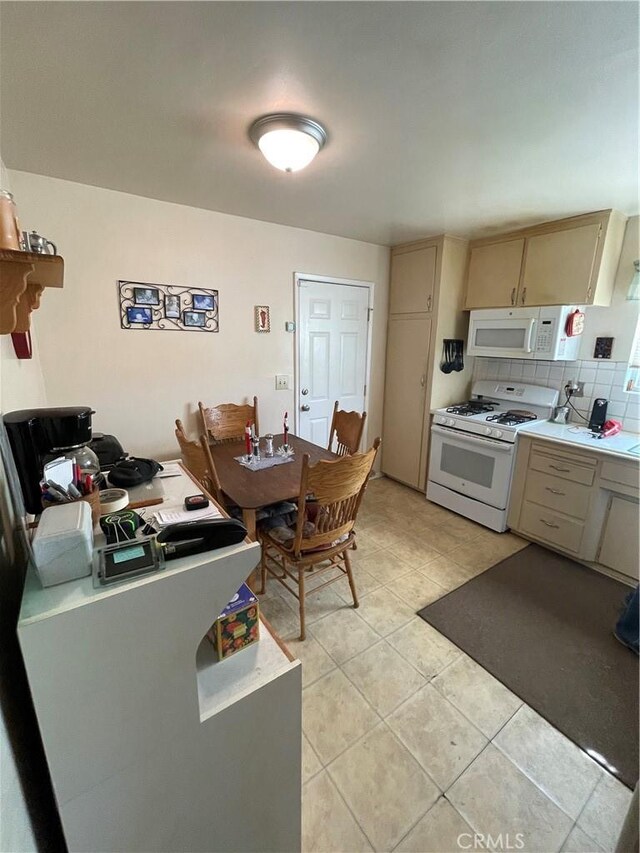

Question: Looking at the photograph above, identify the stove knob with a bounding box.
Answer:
[447,418,456,427]
[484,427,493,436]
[494,430,503,438]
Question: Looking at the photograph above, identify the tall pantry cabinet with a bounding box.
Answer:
[382,235,472,491]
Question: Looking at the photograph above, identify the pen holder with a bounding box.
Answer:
[42,487,102,527]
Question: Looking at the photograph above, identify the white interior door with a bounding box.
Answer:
[297,279,371,448]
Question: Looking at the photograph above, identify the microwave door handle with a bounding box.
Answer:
[525,319,536,353]
[431,424,514,452]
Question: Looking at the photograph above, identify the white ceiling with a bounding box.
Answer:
[1,2,637,245]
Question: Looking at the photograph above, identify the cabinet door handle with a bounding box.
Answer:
[510,288,516,306]
[427,295,432,312]
[540,519,560,529]
[549,464,570,473]
[420,374,426,387]
[545,487,566,496]
[520,287,527,305]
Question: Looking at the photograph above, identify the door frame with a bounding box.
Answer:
[293,272,375,447]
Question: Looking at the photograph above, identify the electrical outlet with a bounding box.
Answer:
[566,380,584,397]
[275,375,289,391]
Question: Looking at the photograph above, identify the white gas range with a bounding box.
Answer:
[427,380,559,532]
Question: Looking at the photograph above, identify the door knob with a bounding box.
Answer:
[301,404,310,411]
[301,388,309,395]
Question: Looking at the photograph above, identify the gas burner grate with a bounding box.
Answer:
[486,410,537,427]
[446,401,497,416]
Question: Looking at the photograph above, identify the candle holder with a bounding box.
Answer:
[276,444,294,459]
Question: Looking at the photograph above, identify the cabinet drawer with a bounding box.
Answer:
[523,470,591,520]
[529,451,595,486]
[520,501,585,553]
[600,460,639,494]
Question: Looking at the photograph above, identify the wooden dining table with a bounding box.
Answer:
[208,433,338,540]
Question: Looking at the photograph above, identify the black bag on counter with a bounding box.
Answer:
[89,433,127,470]
[108,457,163,487]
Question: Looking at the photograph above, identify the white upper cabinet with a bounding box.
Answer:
[389,245,436,314]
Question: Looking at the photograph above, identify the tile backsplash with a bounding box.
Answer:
[472,358,640,434]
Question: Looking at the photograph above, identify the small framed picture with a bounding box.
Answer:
[255,305,270,333]
[133,286,160,306]
[127,306,152,324]
[164,295,181,319]
[192,293,215,311]
[183,310,207,328]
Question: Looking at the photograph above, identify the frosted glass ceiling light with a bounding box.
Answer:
[249,114,327,173]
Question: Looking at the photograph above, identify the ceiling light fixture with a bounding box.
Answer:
[249,113,327,173]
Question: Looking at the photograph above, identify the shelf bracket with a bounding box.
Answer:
[0,261,34,334]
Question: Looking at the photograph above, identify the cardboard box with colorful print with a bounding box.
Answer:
[207,583,260,660]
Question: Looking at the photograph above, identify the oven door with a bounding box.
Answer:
[467,315,537,359]
[428,424,515,509]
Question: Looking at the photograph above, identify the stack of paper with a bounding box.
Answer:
[153,505,222,527]
[155,462,183,479]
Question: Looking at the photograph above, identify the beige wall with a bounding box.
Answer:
[580,215,639,362]
[0,331,48,413]
[8,170,389,461]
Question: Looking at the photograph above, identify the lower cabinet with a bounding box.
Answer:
[509,436,639,583]
[597,495,640,580]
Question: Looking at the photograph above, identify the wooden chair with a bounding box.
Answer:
[199,397,259,444]
[328,402,367,456]
[259,438,381,640]
[174,419,226,507]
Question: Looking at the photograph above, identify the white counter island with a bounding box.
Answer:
[18,465,302,852]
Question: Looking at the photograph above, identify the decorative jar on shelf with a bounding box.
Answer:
[0,190,21,251]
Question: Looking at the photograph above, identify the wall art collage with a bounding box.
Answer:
[118,280,219,332]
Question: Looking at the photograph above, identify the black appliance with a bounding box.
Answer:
[4,407,94,514]
[588,398,608,434]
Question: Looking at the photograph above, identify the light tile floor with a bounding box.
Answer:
[259,476,633,853]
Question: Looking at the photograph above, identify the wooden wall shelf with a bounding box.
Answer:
[0,249,64,334]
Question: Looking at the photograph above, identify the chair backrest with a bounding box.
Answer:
[293,438,381,555]
[198,397,259,444]
[174,419,224,506]
[328,402,367,456]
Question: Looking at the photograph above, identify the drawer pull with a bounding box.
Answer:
[540,519,560,529]
[545,487,566,496]
[549,465,571,473]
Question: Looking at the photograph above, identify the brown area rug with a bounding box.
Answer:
[418,544,638,788]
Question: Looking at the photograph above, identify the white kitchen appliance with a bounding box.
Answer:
[467,306,583,360]
[427,380,559,532]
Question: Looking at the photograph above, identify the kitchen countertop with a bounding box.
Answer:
[519,420,640,461]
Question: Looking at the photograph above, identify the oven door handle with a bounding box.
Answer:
[431,424,514,452]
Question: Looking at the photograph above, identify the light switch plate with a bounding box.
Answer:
[275,375,289,390]
[285,321,296,332]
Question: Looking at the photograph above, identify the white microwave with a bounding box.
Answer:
[467,306,583,361]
